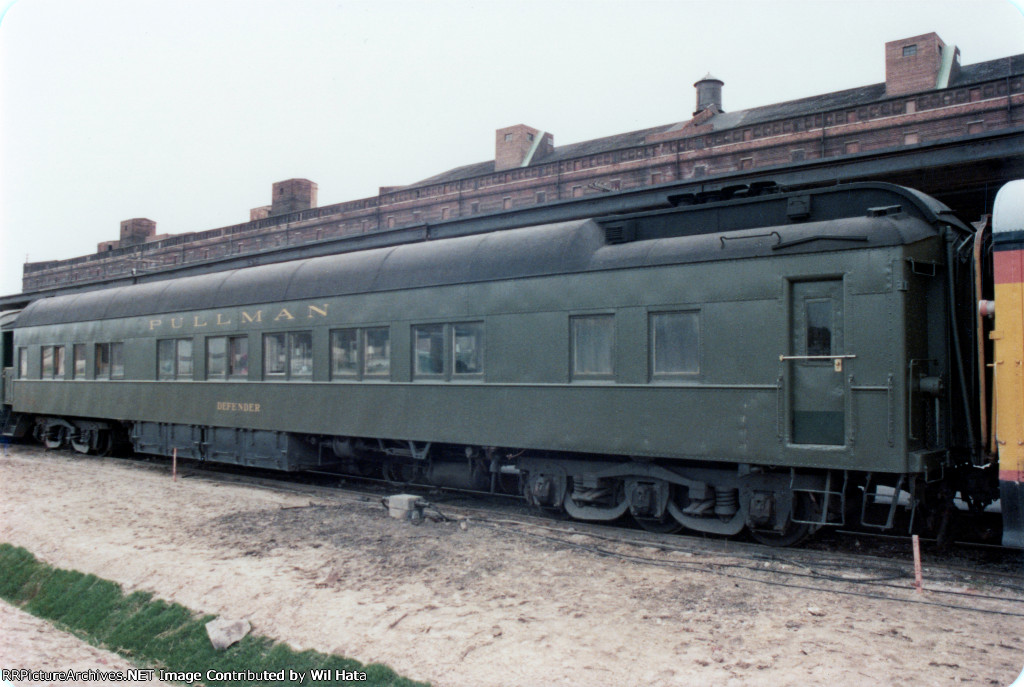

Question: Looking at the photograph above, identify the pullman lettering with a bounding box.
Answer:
[149,303,329,331]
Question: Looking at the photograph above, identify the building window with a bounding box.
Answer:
[791,149,805,162]
[903,132,919,145]
[330,327,390,380]
[903,44,917,57]
[536,191,546,203]
[441,207,450,220]
[738,158,753,170]
[693,166,706,178]
[387,216,395,229]
[413,323,484,380]
[906,100,917,114]
[503,197,512,210]
[73,344,86,379]
[527,133,534,141]
[158,339,191,380]
[471,202,480,214]
[967,120,984,135]
[651,172,664,184]
[41,345,65,379]
[610,179,621,190]
[844,141,860,154]
[571,315,614,379]
[650,311,700,377]
[572,186,583,198]
[504,133,513,142]
[264,331,313,380]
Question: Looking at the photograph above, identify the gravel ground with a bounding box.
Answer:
[1,445,1022,687]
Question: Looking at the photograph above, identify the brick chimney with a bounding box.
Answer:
[118,218,156,247]
[270,178,318,216]
[885,33,959,96]
[495,125,554,171]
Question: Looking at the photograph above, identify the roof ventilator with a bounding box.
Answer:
[867,205,903,217]
[603,221,638,245]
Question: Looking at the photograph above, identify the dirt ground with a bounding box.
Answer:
[0,599,173,687]
[1,445,1022,687]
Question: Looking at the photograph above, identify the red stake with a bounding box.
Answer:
[912,534,923,593]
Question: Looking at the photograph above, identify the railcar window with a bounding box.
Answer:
[229,336,248,377]
[176,340,193,379]
[41,346,53,378]
[331,329,359,377]
[453,323,483,376]
[207,337,227,378]
[110,343,124,379]
[572,315,614,378]
[265,333,287,377]
[158,339,192,380]
[41,345,65,379]
[95,343,110,379]
[364,327,390,378]
[17,348,27,379]
[805,300,833,356]
[263,331,312,380]
[331,327,391,380]
[289,332,313,379]
[73,344,86,379]
[158,340,176,379]
[651,312,700,376]
[414,325,445,377]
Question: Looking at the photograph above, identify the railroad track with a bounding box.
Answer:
[23,444,1016,616]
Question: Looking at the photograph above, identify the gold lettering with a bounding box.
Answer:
[216,313,232,326]
[307,304,328,319]
[149,319,162,330]
[274,308,295,321]
[241,311,263,324]
[171,317,184,329]
[216,401,262,413]
[193,315,208,328]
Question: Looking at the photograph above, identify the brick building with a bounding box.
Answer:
[19,32,1024,294]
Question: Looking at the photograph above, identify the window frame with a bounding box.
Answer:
[570,314,615,381]
[412,322,484,382]
[649,309,702,380]
[41,344,65,380]
[157,338,192,381]
[72,343,87,379]
[262,330,313,381]
[330,326,392,381]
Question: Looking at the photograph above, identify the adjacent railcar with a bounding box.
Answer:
[0,182,1007,545]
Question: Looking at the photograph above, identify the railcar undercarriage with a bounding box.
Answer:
[5,410,999,547]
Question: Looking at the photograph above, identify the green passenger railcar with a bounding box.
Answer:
[0,183,988,545]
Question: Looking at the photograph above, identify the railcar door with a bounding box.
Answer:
[788,280,847,445]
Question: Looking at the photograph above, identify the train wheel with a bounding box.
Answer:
[43,426,67,451]
[748,493,815,547]
[96,431,114,457]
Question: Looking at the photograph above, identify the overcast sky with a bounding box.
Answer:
[1,0,1023,298]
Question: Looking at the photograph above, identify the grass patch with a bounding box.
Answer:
[0,543,428,686]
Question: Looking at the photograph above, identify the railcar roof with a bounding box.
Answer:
[15,184,952,328]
